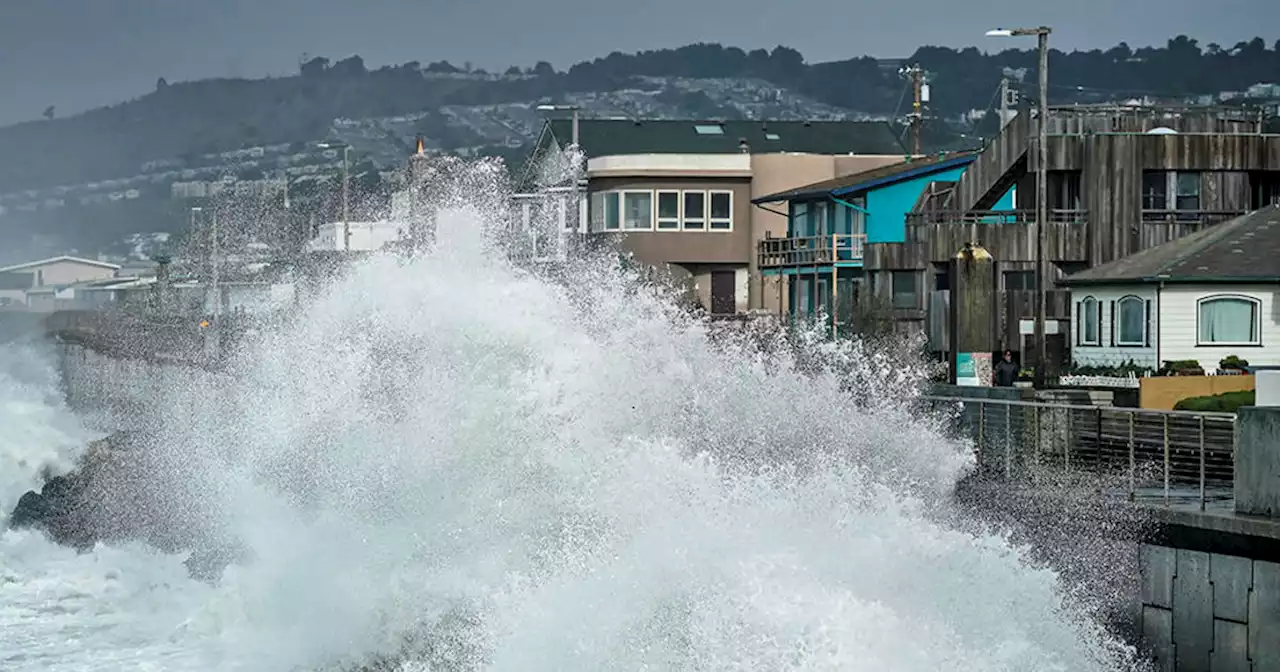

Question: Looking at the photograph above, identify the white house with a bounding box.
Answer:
[1061,206,1280,372]
[0,256,121,307]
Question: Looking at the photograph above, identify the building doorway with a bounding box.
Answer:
[710,270,736,315]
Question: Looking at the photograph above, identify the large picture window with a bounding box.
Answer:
[1078,296,1100,345]
[682,191,706,230]
[1197,295,1261,345]
[709,191,733,231]
[656,191,680,230]
[1115,295,1147,346]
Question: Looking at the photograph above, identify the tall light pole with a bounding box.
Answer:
[988,26,1051,387]
[536,104,581,149]
[318,142,352,251]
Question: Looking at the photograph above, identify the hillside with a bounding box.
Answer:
[0,37,1276,261]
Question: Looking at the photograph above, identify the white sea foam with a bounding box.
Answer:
[0,161,1145,671]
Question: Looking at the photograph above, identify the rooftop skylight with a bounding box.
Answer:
[694,124,724,135]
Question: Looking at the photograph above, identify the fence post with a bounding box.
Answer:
[1096,406,1104,494]
[1163,414,1170,504]
[1128,412,1136,502]
[1064,407,1072,473]
[1005,402,1013,479]
[1199,415,1206,511]
[977,401,986,470]
[1033,404,1041,485]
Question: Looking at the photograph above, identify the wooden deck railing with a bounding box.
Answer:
[906,209,1088,226]
[758,234,866,269]
[1140,210,1248,226]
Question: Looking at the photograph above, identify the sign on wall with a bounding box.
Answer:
[956,352,992,387]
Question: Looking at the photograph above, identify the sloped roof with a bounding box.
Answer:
[1062,206,1280,286]
[753,151,978,204]
[545,119,906,158]
[0,256,121,273]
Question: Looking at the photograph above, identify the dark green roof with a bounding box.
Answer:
[754,151,978,203]
[544,119,906,157]
[1062,206,1280,286]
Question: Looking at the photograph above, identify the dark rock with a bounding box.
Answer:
[6,431,248,581]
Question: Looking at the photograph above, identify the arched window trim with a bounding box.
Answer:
[1195,294,1262,346]
[1115,294,1148,346]
[1078,295,1100,346]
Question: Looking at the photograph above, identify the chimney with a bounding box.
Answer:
[738,137,750,154]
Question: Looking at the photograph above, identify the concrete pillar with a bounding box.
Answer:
[950,243,998,385]
[1234,405,1280,517]
[1257,370,1280,406]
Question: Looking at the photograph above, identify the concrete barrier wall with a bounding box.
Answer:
[1140,543,1280,671]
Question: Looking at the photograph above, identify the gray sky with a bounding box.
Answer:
[0,0,1272,126]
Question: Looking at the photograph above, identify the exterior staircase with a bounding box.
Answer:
[950,111,1031,211]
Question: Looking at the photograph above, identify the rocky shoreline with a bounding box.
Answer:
[7,431,244,581]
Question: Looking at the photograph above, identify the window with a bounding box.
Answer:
[683,191,706,229]
[1198,296,1260,345]
[811,200,828,236]
[603,192,620,230]
[622,191,652,230]
[1003,271,1034,291]
[1141,171,1168,210]
[694,124,724,135]
[709,191,732,230]
[788,202,807,237]
[1175,172,1201,211]
[1115,295,1147,346]
[1077,296,1100,345]
[656,191,680,230]
[890,271,918,309]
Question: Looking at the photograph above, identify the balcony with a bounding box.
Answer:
[758,234,865,270]
[903,209,1090,264]
[906,209,1088,227]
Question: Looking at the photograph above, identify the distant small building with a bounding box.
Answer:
[308,221,408,252]
[1061,205,1280,371]
[0,256,121,307]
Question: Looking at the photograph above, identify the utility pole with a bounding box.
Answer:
[988,26,1052,387]
[901,65,926,155]
[210,209,220,323]
[998,76,1011,130]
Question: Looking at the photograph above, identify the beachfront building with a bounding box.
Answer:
[1061,205,1280,371]
[751,152,1014,333]
[849,104,1280,367]
[516,118,923,314]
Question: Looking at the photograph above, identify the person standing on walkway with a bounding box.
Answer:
[993,350,1020,387]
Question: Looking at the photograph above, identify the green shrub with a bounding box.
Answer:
[1173,389,1256,413]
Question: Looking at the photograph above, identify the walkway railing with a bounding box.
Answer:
[757,233,865,269]
[919,395,1237,510]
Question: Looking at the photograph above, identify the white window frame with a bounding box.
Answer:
[1196,294,1262,346]
[602,191,621,231]
[708,190,733,231]
[656,190,681,230]
[1078,296,1100,346]
[682,190,706,230]
[621,190,654,231]
[1115,295,1147,346]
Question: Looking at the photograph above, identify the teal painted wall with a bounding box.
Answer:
[864,166,967,243]
[786,165,1017,242]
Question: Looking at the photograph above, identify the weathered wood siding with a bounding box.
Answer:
[951,112,1031,212]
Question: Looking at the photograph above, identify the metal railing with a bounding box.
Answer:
[1140,209,1248,226]
[757,233,865,269]
[905,209,1087,226]
[919,395,1236,510]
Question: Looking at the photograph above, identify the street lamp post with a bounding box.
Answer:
[318,142,352,251]
[988,26,1051,388]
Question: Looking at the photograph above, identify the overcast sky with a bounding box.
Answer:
[0,0,1273,126]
